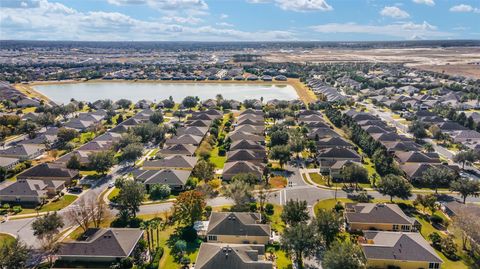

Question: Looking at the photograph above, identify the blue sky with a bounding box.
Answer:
[1,0,479,41]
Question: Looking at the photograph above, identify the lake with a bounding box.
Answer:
[33,82,299,104]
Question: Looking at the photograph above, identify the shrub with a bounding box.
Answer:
[181,226,198,242]
[147,247,164,269]
[355,191,371,202]
[430,215,444,226]
[249,202,257,212]
[149,184,171,200]
[12,205,22,214]
[172,240,187,257]
[334,202,345,212]
[265,203,274,215]
[207,179,222,189]
[429,232,442,250]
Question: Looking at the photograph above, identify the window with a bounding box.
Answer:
[207,235,217,241]
[392,225,399,231]
[429,262,440,269]
[401,225,410,231]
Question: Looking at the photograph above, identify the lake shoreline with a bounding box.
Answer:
[16,78,316,104]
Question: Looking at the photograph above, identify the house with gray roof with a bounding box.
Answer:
[165,134,203,146]
[142,155,197,170]
[360,231,442,269]
[222,161,264,181]
[57,228,144,263]
[229,140,266,153]
[226,149,266,164]
[159,144,197,156]
[206,212,270,244]
[228,131,265,143]
[345,203,418,232]
[0,156,20,170]
[176,126,209,137]
[0,144,45,160]
[0,179,65,205]
[132,168,191,191]
[195,243,273,269]
[17,163,79,184]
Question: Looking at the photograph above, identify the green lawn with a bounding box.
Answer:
[308,173,371,189]
[268,205,285,233]
[209,146,226,169]
[108,187,120,201]
[274,249,292,269]
[0,233,15,247]
[19,195,78,215]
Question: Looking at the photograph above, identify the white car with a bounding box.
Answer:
[108,182,115,188]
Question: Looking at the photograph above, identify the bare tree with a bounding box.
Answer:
[453,207,480,259]
[66,196,110,233]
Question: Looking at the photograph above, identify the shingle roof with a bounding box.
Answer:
[345,203,415,226]
[361,231,442,263]
[318,147,361,159]
[395,151,440,164]
[229,140,266,152]
[176,126,209,137]
[228,132,264,142]
[226,150,265,162]
[195,243,272,269]
[0,179,64,197]
[133,169,191,186]
[207,212,270,237]
[17,163,79,179]
[143,155,197,169]
[58,228,143,258]
[165,134,203,145]
[159,144,197,155]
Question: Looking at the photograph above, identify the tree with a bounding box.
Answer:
[132,122,165,143]
[453,150,479,169]
[453,207,480,255]
[121,143,144,165]
[450,178,480,204]
[116,99,132,109]
[115,133,142,150]
[322,240,366,269]
[224,179,254,211]
[117,181,145,219]
[341,163,368,189]
[371,148,394,175]
[270,130,289,147]
[57,127,79,145]
[281,199,309,226]
[231,172,259,185]
[429,125,443,140]
[88,150,116,175]
[376,174,412,202]
[192,160,215,180]
[289,129,305,159]
[281,222,318,268]
[149,184,171,200]
[149,111,164,124]
[66,154,81,169]
[32,212,64,239]
[35,112,55,127]
[423,143,434,153]
[269,145,291,169]
[421,166,457,194]
[414,194,437,214]
[409,120,427,138]
[313,209,343,247]
[0,167,7,181]
[172,190,206,226]
[0,237,30,269]
[173,110,186,121]
[182,96,198,109]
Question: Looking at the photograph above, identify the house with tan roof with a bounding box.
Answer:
[360,231,443,269]
[142,155,197,170]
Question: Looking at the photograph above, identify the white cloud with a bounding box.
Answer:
[449,4,480,13]
[107,0,208,10]
[162,16,203,24]
[247,0,332,12]
[220,13,229,19]
[0,0,295,41]
[380,6,410,19]
[216,22,234,27]
[311,21,451,39]
[412,0,435,6]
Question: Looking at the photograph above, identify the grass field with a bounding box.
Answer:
[0,233,15,247]
[18,195,78,215]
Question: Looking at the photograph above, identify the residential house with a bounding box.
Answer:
[195,243,273,269]
[17,163,79,184]
[159,144,197,156]
[132,168,191,191]
[229,140,266,153]
[206,212,271,244]
[360,231,443,269]
[142,155,197,170]
[0,156,20,170]
[165,134,203,146]
[0,144,45,160]
[345,203,418,232]
[317,147,362,174]
[226,149,266,164]
[0,179,65,205]
[222,161,264,181]
[57,228,144,263]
